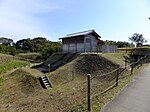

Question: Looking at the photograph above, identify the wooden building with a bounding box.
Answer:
[59,30,103,52]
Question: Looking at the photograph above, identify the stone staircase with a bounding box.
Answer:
[44,52,68,66]
[33,52,77,73]
[40,75,53,89]
[50,53,77,70]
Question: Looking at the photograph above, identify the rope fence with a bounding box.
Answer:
[38,55,148,111]
[86,55,147,111]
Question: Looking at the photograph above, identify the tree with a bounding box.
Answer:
[15,38,33,51]
[32,37,48,52]
[0,37,13,46]
[129,33,147,47]
[15,37,62,56]
[104,40,134,48]
[9,47,17,56]
[116,41,134,47]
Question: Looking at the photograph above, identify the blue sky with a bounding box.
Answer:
[0,0,150,43]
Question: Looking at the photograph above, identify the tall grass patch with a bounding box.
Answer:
[0,60,29,75]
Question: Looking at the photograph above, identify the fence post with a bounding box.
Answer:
[48,64,51,73]
[87,74,91,111]
[137,58,140,68]
[131,62,134,75]
[116,65,120,86]
[141,57,143,66]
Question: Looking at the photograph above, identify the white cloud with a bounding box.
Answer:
[0,0,61,41]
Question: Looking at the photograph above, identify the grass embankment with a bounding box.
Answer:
[0,60,29,86]
[0,60,29,75]
[0,53,16,63]
[0,69,43,112]
[48,53,126,112]
[99,53,126,67]
[118,47,150,54]
[0,53,146,112]
[49,53,146,112]
[0,53,30,85]
[17,53,42,62]
[0,53,118,112]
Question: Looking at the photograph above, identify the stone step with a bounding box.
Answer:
[40,75,53,89]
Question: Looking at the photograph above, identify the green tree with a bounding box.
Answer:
[9,47,17,56]
[129,33,147,47]
[15,38,33,51]
[41,41,62,60]
[116,41,134,47]
[0,37,13,46]
[32,37,48,52]
[105,40,134,48]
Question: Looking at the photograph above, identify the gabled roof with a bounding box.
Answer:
[59,30,101,39]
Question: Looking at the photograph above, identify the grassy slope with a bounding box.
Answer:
[17,52,44,63]
[99,53,126,67]
[0,53,16,63]
[17,53,41,60]
[0,60,29,74]
[0,69,43,112]
[0,53,141,112]
[0,53,29,86]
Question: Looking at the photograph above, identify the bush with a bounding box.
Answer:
[9,47,18,56]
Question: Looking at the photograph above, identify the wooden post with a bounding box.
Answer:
[125,59,127,69]
[137,58,140,68]
[87,74,91,111]
[131,63,134,75]
[116,65,120,86]
[48,64,51,73]
[141,57,143,66]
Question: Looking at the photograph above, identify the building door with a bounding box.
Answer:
[69,43,76,52]
[85,38,91,52]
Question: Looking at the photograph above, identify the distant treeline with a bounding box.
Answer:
[104,40,134,48]
[0,37,61,60]
[0,37,134,59]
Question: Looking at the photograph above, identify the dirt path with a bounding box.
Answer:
[101,64,150,112]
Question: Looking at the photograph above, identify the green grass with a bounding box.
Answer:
[0,53,146,112]
[0,60,29,75]
[0,53,16,63]
[62,53,147,112]
[99,53,127,67]
[17,52,41,61]
[0,77,4,86]
[91,64,148,112]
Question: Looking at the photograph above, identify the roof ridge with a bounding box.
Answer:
[59,29,101,39]
[66,29,94,36]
